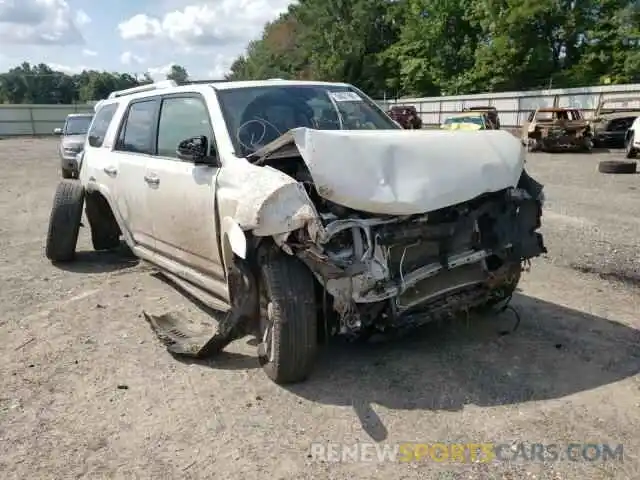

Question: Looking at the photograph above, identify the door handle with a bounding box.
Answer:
[103,166,117,176]
[144,174,160,186]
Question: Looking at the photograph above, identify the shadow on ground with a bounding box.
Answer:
[53,248,139,274]
[281,293,640,441]
[171,350,260,371]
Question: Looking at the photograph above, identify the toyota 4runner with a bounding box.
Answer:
[44,79,546,385]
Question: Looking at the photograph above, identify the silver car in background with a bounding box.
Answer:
[54,113,94,179]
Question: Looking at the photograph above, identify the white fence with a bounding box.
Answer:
[377,83,640,128]
[2,83,640,136]
[0,104,94,137]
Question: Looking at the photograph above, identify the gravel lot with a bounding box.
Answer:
[1,137,639,479]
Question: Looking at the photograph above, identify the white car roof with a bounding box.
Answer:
[209,79,351,90]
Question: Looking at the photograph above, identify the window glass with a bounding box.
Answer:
[157,97,212,158]
[117,100,157,154]
[444,115,484,126]
[64,115,93,135]
[87,103,117,147]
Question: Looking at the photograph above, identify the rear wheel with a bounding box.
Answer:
[45,180,84,263]
[85,193,121,251]
[257,247,318,384]
[626,132,637,159]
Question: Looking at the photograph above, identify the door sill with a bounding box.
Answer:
[133,245,231,312]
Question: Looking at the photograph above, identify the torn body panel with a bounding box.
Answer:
[216,162,321,238]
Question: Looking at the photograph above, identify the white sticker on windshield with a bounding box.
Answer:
[329,91,363,102]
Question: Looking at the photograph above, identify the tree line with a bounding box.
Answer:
[0,63,189,104]
[225,0,640,98]
[1,0,638,103]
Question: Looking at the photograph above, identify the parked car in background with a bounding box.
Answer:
[590,97,640,148]
[54,113,94,178]
[386,106,423,129]
[441,112,495,130]
[463,106,501,129]
[521,107,592,152]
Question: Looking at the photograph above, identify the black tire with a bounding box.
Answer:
[257,248,318,384]
[61,168,74,179]
[626,133,637,159]
[85,194,121,251]
[598,160,637,174]
[45,180,85,262]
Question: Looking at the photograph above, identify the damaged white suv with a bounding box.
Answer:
[45,79,546,384]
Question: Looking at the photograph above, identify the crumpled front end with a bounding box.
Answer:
[232,128,546,336]
[287,170,546,335]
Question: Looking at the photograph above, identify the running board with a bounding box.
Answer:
[133,245,231,312]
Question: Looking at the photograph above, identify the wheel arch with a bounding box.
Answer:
[84,182,135,248]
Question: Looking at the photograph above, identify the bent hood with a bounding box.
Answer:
[250,127,525,216]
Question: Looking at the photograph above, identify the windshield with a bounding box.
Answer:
[216,85,400,156]
[444,115,485,127]
[64,116,93,135]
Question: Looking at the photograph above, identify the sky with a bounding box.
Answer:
[0,0,292,80]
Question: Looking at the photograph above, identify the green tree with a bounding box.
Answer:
[166,64,189,83]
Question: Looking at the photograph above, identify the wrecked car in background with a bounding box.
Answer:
[387,105,423,129]
[44,79,546,385]
[463,106,501,129]
[590,96,640,148]
[441,111,496,130]
[522,107,593,152]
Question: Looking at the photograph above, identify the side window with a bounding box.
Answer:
[156,96,213,159]
[88,103,118,147]
[527,111,535,122]
[116,100,157,154]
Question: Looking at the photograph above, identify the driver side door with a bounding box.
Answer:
[144,93,225,285]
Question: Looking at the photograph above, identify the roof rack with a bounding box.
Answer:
[107,80,178,99]
[180,79,229,85]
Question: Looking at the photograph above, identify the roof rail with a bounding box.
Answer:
[107,80,178,99]
[180,79,229,85]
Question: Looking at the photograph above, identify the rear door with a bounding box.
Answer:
[111,97,160,250]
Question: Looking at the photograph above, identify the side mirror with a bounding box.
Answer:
[53,127,62,135]
[177,136,216,165]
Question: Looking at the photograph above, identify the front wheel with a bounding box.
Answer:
[257,248,318,384]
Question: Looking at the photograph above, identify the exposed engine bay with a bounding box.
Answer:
[257,150,546,338]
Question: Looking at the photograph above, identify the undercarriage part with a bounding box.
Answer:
[144,259,257,358]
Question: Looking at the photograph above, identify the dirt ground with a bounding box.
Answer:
[1,137,639,479]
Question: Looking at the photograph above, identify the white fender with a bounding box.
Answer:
[222,216,247,259]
